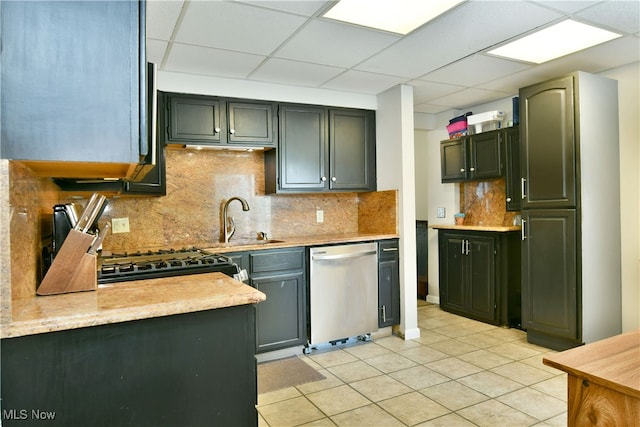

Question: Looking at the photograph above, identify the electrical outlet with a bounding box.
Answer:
[437,207,446,218]
[316,209,324,223]
[111,217,130,234]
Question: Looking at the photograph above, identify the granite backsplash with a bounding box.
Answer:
[2,149,397,300]
[459,178,519,226]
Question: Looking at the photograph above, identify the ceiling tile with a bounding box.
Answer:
[250,58,345,86]
[321,70,407,94]
[575,1,640,34]
[430,87,514,110]
[174,1,307,55]
[146,0,184,40]
[275,19,400,68]
[355,1,563,78]
[531,1,600,14]
[146,38,168,65]
[164,43,266,78]
[413,102,454,114]
[409,80,467,104]
[234,0,330,17]
[418,54,532,87]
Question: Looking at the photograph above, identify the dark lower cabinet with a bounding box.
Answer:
[521,209,578,347]
[1,306,258,427]
[378,239,400,327]
[438,230,521,327]
[227,247,307,353]
[416,221,428,299]
[503,126,521,211]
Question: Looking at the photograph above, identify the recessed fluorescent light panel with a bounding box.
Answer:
[487,20,621,64]
[323,0,464,35]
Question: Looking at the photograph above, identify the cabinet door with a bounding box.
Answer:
[520,76,576,208]
[278,105,327,191]
[504,127,521,211]
[440,138,468,182]
[1,1,143,168]
[521,209,578,341]
[168,95,224,144]
[469,131,501,179]
[438,233,466,312]
[329,109,376,191]
[227,101,274,146]
[251,271,306,353]
[378,239,400,327]
[467,235,496,323]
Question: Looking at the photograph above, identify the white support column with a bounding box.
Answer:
[376,85,420,340]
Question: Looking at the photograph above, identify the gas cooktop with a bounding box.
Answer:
[97,247,239,285]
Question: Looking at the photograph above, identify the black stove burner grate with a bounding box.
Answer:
[98,247,239,285]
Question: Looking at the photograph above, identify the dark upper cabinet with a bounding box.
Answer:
[267,105,376,193]
[440,138,468,182]
[520,76,576,209]
[329,109,376,191]
[274,105,328,191]
[0,1,148,179]
[378,239,400,328]
[503,126,521,211]
[163,93,276,148]
[521,209,577,341]
[440,130,502,183]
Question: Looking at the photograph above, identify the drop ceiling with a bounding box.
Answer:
[147,0,640,114]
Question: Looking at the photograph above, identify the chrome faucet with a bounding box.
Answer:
[222,196,250,243]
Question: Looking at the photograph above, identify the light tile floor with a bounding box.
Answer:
[257,303,568,427]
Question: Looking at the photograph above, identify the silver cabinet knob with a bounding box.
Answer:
[321,176,327,182]
[214,127,221,133]
[331,177,337,182]
[506,197,512,202]
[460,168,465,173]
[230,129,235,134]
[470,167,475,171]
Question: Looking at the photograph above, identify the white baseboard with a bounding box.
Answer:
[426,295,440,305]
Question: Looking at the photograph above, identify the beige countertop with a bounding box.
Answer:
[429,224,521,232]
[203,232,399,253]
[1,273,266,339]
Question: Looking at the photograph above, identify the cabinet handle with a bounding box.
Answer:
[460,168,465,173]
[506,197,512,202]
[465,240,470,255]
[230,128,235,134]
[381,305,387,323]
[521,219,527,240]
[469,167,475,172]
[382,247,398,252]
[214,127,221,133]
[521,178,527,199]
[321,176,327,182]
[331,177,337,182]
[461,240,466,255]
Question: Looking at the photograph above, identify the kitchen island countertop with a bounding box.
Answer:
[1,273,266,339]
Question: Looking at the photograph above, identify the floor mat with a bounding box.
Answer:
[257,356,325,394]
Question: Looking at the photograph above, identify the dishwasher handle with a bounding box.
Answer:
[311,250,377,261]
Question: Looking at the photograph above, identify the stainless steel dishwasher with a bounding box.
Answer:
[308,242,378,347]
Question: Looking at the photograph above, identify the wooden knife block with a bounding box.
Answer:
[37,230,97,296]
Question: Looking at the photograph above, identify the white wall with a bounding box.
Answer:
[414,63,640,332]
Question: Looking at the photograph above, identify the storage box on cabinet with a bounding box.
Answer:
[163,93,276,148]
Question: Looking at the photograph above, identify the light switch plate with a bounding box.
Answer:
[316,209,324,223]
[437,207,446,218]
[112,217,130,234]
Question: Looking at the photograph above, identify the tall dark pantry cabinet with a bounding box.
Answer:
[519,71,621,351]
